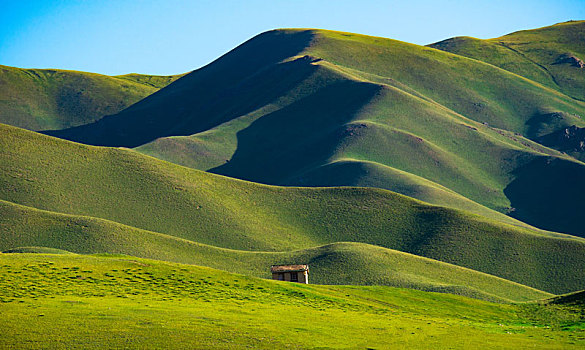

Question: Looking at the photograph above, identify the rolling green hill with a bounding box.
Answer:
[0,200,552,303]
[0,253,582,349]
[0,65,184,131]
[45,26,585,236]
[3,21,585,349]
[49,26,585,146]
[2,123,585,295]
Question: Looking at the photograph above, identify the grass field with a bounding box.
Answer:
[2,123,585,295]
[0,65,183,131]
[0,253,582,349]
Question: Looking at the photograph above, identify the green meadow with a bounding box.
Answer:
[0,199,554,303]
[0,253,583,349]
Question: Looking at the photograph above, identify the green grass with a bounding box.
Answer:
[307,29,584,133]
[2,123,585,295]
[288,157,529,226]
[3,22,585,348]
[0,253,582,349]
[135,55,581,231]
[0,65,183,131]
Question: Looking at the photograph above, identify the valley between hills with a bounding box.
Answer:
[1,20,585,348]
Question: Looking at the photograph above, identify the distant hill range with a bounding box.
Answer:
[430,21,585,102]
[38,21,585,237]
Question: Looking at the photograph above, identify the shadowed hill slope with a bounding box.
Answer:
[2,123,585,294]
[549,290,585,306]
[46,30,316,147]
[2,247,73,254]
[0,200,552,303]
[0,65,183,131]
[44,27,585,236]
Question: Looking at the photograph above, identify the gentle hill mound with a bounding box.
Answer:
[1,254,581,349]
[0,200,551,302]
[2,124,585,294]
[44,27,585,235]
[0,65,183,131]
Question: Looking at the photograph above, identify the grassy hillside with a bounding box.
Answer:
[306,29,585,134]
[0,254,582,349]
[47,30,319,147]
[44,27,585,235]
[430,20,585,102]
[2,123,585,294]
[0,65,182,131]
[0,200,553,303]
[430,21,585,161]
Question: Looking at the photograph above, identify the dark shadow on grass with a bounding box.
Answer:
[525,111,573,139]
[209,80,382,184]
[504,156,585,238]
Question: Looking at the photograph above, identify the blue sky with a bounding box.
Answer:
[1,0,584,75]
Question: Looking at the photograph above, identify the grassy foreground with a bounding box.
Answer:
[0,253,582,349]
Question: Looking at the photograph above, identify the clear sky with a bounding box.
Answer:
[1,0,584,76]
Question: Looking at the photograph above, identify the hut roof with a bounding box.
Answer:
[271,264,309,273]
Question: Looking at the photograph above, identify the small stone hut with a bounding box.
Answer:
[271,264,309,284]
